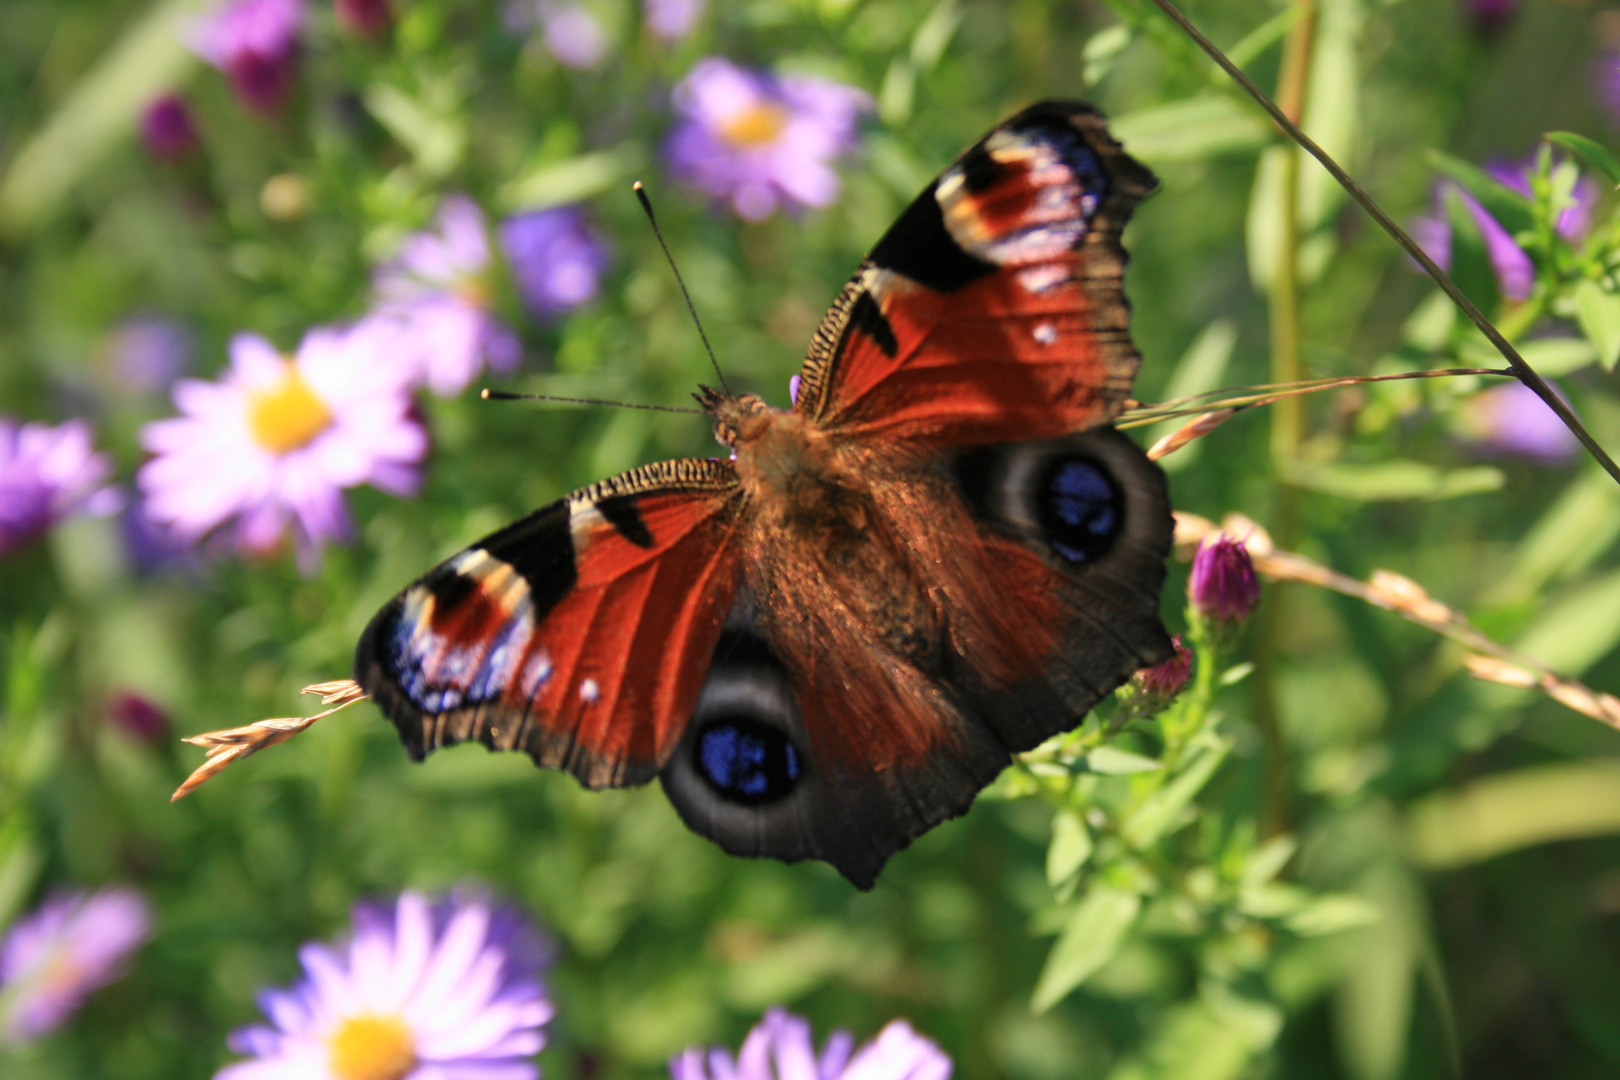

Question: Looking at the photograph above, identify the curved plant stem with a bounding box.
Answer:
[1146,0,1620,488]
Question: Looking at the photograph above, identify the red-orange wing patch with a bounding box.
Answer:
[793,100,1156,449]
[356,459,745,788]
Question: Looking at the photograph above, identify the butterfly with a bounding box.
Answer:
[355,100,1174,889]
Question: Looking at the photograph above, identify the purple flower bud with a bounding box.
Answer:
[335,0,391,36]
[1459,379,1579,465]
[106,691,170,744]
[1464,0,1519,29]
[139,95,199,160]
[1132,636,1192,705]
[191,0,304,116]
[1189,534,1260,625]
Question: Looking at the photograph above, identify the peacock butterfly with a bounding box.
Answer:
[355,100,1175,889]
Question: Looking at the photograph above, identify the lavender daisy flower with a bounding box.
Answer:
[215,891,554,1080]
[670,1009,951,1080]
[498,206,610,321]
[666,58,869,222]
[1459,380,1579,465]
[646,0,704,40]
[372,194,522,397]
[137,321,426,565]
[0,417,120,558]
[192,0,305,115]
[0,887,151,1044]
[140,95,200,160]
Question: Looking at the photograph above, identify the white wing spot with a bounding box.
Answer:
[1034,322,1058,345]
[580,678,600,703]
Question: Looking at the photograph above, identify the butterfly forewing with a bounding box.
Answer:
[356,459,744,788]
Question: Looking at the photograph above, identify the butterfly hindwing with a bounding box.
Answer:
[794,100,1156,448]
[355,459,745,788]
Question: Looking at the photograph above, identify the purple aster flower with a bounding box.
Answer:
[0,887,151,1044]
[666,58,869,222]
[335,0,392,36]
[0,417,120,558]
[137,321,426,566]
[215,890,554,1080]
[372,194,522,397]
[1459,379,1579,465]
[1486,157,1600,243]
[498,207,609,321]
[671,1009,951,1080]
[541,4,609,68]
[140,95,200,160]
[108,315,192,394]
[1410,183,1535,302]
[646,0,704,40]
[1189,534,1260,626]
[192,0,304,115]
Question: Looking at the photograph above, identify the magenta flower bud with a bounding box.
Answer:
[106,691,170,744]
[139,95,199,160]
[1132,635,1192,705]
[335,0,391,36]
[1189,534,1260,624]
[191,0,304,116]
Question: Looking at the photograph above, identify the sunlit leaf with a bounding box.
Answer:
[1030,885,1141,1013]
[1546,130,1620,186]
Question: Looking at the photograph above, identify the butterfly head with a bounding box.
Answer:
[696,386,773,450]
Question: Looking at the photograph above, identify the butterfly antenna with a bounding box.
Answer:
[481,389,701,414]
[633,181,732,398]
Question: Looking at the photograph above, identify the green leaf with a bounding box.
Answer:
[1046,809,1094,888]
[1513,563,1620,674]
[1509,336,1599,377]
[1285,894,1383,936]
[498,147,642,212]
[1111,95,1273,164]
[1082,24,1132,86]
[1573,279,1620,370]
[1546,131,1620,186]
[1408,760,1620,869]
[1150,319,1238,473]
[364,83,467,179]
[1123,740,1230,849]
[1428,149,1536,236]
[1031,885,1141,1013]
[1286,460,1504,501]
[1086,746,1164,774]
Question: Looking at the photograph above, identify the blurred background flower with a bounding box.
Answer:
[137,323,426,564]
[540,3,610,69]
[0,888,151,1045]
[371,194,522,397]
[106,315,192,396]
[669,1009,951,1080]
[0,418,120,558]
[191,0,305,116]
[1458,379,1580,464]
[1410,182,1536,301]
[105,690,171,744]
[216,890,553,1080]
[335,0,392,37]
[499,206,610,321]
[645,0,703,41]
[139,95,200,161]
[666,58,868,221]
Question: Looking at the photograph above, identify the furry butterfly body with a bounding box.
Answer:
[357,100,1175,888]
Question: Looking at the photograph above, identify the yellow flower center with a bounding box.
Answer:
[719,102,789,147]
[247,362,333,455]
[328,1014,418,1080]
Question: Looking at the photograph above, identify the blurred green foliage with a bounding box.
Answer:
[4,0,1620,1077]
